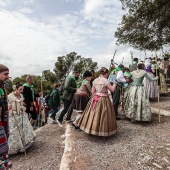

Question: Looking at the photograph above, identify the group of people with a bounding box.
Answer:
[53,56,170,137]
[0,65,41,169]
[0,56,169,168]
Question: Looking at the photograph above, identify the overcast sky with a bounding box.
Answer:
[0,0,167,79]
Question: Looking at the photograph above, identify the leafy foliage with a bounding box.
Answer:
[74,57,98,77]
[53,52,81,81]
[115,0,170,50]
[8,52,98,95]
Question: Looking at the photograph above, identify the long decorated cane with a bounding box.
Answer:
[130,51,133,65]
[38,75,44,127]
[109,50,117,70]
[121,56,124,64]
[155,49,161,123]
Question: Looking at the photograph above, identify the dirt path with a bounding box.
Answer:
[150,95,170,111]
[10,124,65,170]
[9,95,170,170]
[67,114,170,170]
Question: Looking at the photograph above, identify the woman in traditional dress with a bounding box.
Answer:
[8,82,36,155]
[72,71,92,129]
[123,63,158,122]
[78,67,117,137]
[143,58,158,98]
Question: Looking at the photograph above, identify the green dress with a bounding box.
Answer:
[123,70,157,121]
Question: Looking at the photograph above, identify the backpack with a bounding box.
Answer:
[44,93,51,104]
[58,82,65,96]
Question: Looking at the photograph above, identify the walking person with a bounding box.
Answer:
[56,70,79,127]
[8,82,36,155]
[0,64,12,169]
[123,63,158,122]
[72,71,92,129]
[108,62,126,119]
[48,84,60,123]
[78,67,117,137]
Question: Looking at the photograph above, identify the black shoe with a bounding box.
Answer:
[72,123,80,129]
[75,126,80,129]
[72,122,76,127]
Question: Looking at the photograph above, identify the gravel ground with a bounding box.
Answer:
[10,123,65,170]
[9,95,170,170]
[67,114,170,170]
[150,94,170,111]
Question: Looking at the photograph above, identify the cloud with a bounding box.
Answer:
[0,0,167,80]
[22,0,35,6]
[0,0,11,7]
[17,7,33,14]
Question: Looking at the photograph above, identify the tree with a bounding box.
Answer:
[115,0,170,50]
[53,52,81,81]
[74,57,98,76]
[12,75,47,95]
[9,52,98,95]
[53,52,98,80]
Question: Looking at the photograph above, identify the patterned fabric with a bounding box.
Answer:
[143,73,158,98]
[123,69,158,121]
[78,95,117,136]
[8,93,36,155]
[0,154,12,169]
[123,85,152,121]
[0,87,10,168]
[159,73,168,93]
[0,88,9,139]
[0,126,8,155]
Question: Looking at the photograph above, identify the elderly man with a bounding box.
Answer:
[57,70,79,127]
[0,64,12,169]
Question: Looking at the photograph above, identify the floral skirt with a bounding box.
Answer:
[8,113,36,155]
[123,85,152,121]
[78,96,117,137]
